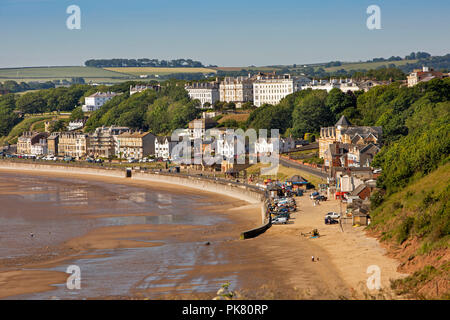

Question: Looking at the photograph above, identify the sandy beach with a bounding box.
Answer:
[264,193,408,299]
[0,167,406,299]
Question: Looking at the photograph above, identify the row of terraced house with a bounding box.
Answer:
[16,126,172,160]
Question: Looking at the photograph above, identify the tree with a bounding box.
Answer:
[50,120,67,132]
[0,94,19,136]
[70,106,84,121]
[246,104,292,134]
[16,92,46,114]
[291,90,334,137]
[326,88,355,116]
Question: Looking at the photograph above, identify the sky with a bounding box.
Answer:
[0,0,449,68]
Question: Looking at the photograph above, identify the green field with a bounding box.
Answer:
[0,66,133,83]
[214,66,281,72]
[104,67,217,76]
[323,59,418,72]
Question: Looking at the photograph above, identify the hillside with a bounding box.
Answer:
[368,163,450,299]
[323,59,418,72]
[0,66,133,83]
[0,115,52,145]
[104,67,217,76]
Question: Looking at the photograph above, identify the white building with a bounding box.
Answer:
[219,76,254,108]
[155,136,177,159]
[301,79,361,93]
[82,92,121,112]
[185,81,220,108]
[30,138,48,156]
[254,138,274,154]
[216,136,238,160]
[253,137,296,155]
[67,120,85,131]
[253,74,310,107]
[129,84,160,95]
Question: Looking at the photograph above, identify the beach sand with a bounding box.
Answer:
[265,192,408,299]
[0,168,406,299]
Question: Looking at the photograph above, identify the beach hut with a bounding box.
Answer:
[352,207,370,226]
[267,184,283,198]
[287,175,308,184]
[287,175,309,190]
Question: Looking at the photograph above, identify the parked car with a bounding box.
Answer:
[325,212,340,219]
[272,216,288,225]
[310,191,319,199]
[63,156,74,162]
[127,158,137,163]
[325,217,339,225]
[315,195,328,201]
[95,158,104,163]
[277,212,290,220]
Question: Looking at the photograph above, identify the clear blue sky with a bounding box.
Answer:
[0,0,449,67]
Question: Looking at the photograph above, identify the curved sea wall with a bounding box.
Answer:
[0,161,269,228]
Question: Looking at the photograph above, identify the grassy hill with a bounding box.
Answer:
[104,67,217,76]
[217,113,250,124]
[368,163,450,299]
[0,66,134,83]
[0,116,52,144]
[323,59,418,72]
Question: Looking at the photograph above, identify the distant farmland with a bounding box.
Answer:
[323,59,418,72]
[0,66,133,82]
[104,67,217,76]
[214,66,281,72]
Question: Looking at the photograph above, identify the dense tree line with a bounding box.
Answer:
[85,58,209,68]
[0,94,20,136]
[84,84,201,135]
[243,88,358,138]
[0,80,55,93]
[369,78,450,192]
[14,85,92,114]
[397,54,450,73]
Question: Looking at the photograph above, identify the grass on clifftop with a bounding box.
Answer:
[368,163,450,299]
[0,116,53,144]
[369,162,449,252]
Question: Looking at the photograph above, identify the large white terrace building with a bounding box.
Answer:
[185,81,220,108]
[219,76,254,108]
[253,74,310,107]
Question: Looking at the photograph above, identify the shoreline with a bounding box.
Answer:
[0,163,407,299]
[0,166,268,299]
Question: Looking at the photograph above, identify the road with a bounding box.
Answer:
[279,157,329,179]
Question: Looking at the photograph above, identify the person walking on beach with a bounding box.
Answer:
[311,256,314,262]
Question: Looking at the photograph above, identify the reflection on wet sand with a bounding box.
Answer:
[0,171,244,299]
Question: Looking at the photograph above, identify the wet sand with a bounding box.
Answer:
[0,168,404,299]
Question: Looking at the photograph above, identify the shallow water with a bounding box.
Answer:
[0,172,238,299]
